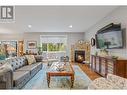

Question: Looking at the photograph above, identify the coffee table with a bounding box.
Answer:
[46,62,74,88]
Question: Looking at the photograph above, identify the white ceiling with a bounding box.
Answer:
[0,6,118,34]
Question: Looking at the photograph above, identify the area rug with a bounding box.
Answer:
[22,64,92,90]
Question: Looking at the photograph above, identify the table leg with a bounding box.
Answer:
[47,73,50,88]
[71,75,74,88]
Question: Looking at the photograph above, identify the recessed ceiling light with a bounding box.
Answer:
[69,25,73,28]
[28,25,32,28]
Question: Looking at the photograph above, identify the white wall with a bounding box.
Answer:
[84,7,127,59]
[24,32,84,57]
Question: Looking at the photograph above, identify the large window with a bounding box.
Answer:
[42,43,65,51]
[40,35,67,52]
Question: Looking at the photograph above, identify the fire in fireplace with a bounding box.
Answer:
[75,50,85,63]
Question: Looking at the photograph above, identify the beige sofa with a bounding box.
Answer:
[0,55,43,89]
[88,74,127,89]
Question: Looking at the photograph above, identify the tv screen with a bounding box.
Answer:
[96,30,123,49]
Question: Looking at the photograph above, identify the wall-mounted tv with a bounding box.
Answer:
[96,23,123,49]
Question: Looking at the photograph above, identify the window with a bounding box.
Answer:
[42,43,65,51]
[42,43,47,51]
[40,35,67,52]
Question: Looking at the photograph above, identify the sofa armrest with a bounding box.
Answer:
[0,63,13,89]
[88,77,116,89]
[107,74,126,81]
[107,74,127,89]
[34,55,43,62]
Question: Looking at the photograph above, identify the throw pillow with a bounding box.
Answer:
[25,55,36,65]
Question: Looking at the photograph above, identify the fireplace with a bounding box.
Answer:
[75,50,85,63]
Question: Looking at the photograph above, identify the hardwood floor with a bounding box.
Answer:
[71,62,101,80]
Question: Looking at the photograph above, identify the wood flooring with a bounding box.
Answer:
[71,62,101,80]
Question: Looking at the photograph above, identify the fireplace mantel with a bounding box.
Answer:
[71,41,90,62]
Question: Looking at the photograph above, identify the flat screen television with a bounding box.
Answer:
[96,23,123,49]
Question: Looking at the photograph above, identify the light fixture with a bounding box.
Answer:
[69,25,73,28]
[28,25,32,28]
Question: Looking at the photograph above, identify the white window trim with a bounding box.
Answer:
[40,35,67,52]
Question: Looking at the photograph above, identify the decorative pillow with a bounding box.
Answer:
[25,55,36,65]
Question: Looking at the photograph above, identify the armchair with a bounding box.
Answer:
[88,74,127,89]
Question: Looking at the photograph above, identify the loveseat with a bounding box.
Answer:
[0,55,43,89]
[88,74,127,89]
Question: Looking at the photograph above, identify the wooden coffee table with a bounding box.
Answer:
[46,62,74,88]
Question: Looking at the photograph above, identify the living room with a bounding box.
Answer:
[0,1,127,95]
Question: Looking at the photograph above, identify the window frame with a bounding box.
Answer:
[40,35,67,52]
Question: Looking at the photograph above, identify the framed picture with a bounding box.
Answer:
[27,41,37,49]
[91,38,95,46]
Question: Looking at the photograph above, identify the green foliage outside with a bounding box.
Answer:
[42,43,65,51]
[42,43,47,51]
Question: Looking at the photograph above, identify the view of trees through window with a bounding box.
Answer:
[40,35,67,52]
[42,43,66,51]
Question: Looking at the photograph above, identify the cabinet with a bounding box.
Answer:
[100,57,107,76]
[91,55,127,78]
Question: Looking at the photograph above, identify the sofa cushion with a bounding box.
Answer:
[28,62,42,77]
[17,62,42,78]
[8,57,27,71]
[17,62,41,71]
[13,70,30,87]
[17,64,37,71]
[25,55,36,65]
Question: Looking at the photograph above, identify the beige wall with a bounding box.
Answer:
[84,7,127,59]
[0,34,24,40]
